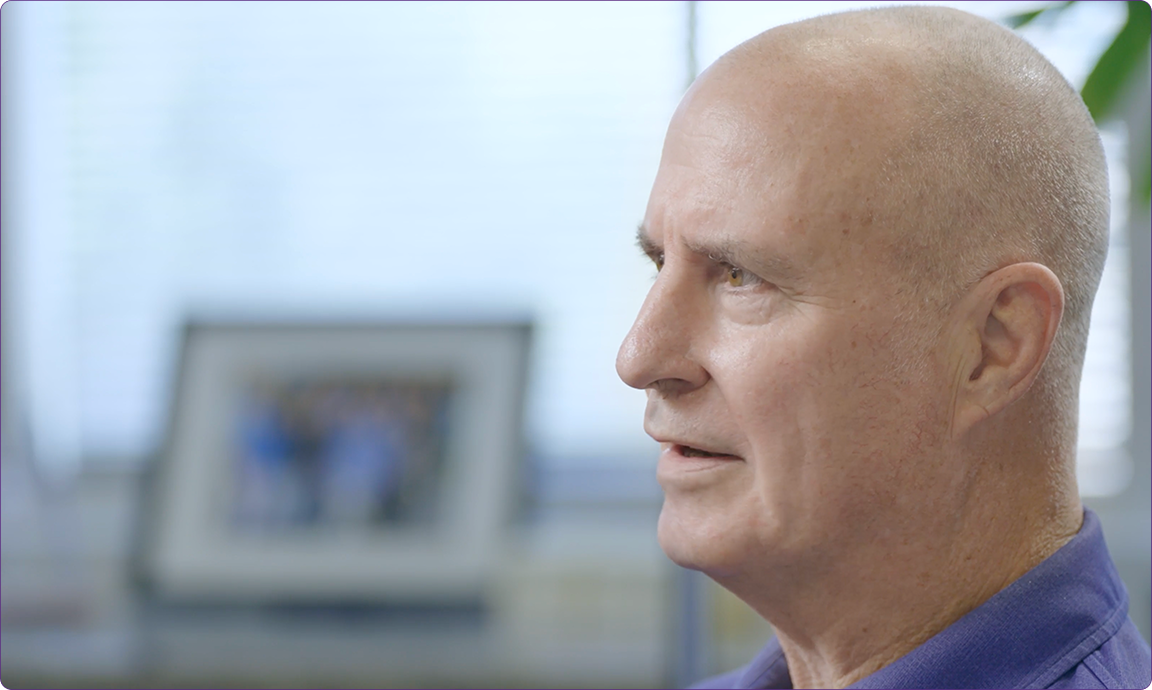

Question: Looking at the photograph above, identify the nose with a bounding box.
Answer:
[616,266,710,394]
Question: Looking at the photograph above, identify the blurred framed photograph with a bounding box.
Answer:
[138,320,531,603]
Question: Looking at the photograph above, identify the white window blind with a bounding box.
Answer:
[9,1,684,473]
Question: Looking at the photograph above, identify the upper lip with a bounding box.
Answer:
[652,436,741,458]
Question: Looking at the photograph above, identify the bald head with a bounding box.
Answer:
[691,4,1109,431]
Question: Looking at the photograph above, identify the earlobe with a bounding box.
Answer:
[950,263,1064,439]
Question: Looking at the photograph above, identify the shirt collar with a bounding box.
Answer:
[734,509,1130,689]
[736,636,790,689]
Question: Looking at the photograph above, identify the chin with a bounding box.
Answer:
[656,499,747,576]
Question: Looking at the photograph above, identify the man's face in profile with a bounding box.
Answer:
[617,67,954,578]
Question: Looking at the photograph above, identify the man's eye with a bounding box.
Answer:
[654,254,665,271]
[726,265,755,287]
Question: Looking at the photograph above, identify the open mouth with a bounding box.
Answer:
[676,444,739,459]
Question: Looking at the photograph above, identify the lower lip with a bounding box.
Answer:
[658,444,743,473]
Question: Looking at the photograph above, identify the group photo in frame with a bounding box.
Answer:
[136,320,532,604]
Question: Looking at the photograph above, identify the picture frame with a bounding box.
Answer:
[136,319,531,604]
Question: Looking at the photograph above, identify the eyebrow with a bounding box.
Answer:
[636,223,801,282]
[635,225,662,261]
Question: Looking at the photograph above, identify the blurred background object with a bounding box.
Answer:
[138,321,530,605]
[1,2,1147,688]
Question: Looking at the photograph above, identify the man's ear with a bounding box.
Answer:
[950,262,1064,439]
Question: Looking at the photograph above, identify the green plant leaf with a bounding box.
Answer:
[1081,1,1151,122]
[1005,8,1047,28]
[1003,1,1075,29]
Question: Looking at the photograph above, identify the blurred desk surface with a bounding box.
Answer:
[2,467,676,689]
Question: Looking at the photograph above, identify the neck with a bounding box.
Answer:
[712,449,1082,689]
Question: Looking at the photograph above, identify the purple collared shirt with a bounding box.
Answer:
[695,509,1151,689]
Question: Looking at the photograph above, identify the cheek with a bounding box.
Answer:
[718,323,846,447]
[730,316,944,493]
[806,324,952,510]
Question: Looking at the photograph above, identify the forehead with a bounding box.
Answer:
[644,76,898,287]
